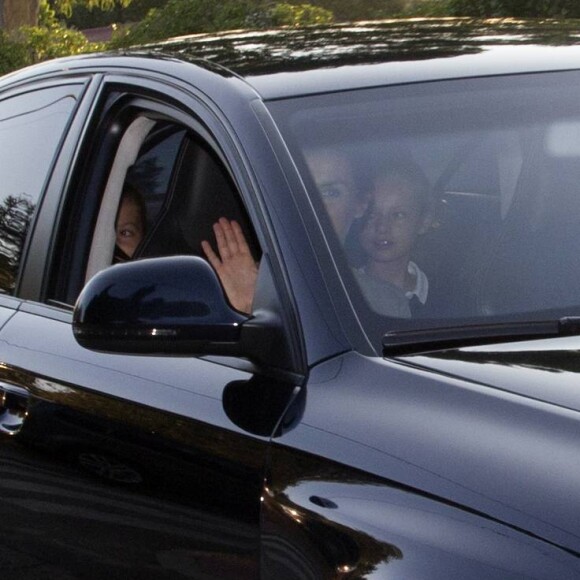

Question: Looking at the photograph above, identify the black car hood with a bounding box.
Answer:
[397,334,580,412]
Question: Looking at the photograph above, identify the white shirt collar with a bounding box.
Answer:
[405,261,429,304]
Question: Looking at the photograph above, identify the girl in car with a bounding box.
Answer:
[114,183,147,263]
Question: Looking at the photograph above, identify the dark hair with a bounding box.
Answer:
[372,157,431,214]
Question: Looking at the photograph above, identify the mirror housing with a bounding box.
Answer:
[73,256,248,356]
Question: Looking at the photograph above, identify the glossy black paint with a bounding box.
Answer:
[144,18,580,77]
[401,335,580,411]
[262,351,580,577]
[0,18,579,579]
[0,309,285,577]
[73,256,247,354]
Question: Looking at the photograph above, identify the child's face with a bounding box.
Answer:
[115,198,144,258]
[360,176,429,266]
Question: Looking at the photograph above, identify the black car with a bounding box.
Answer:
[2,17,580,578]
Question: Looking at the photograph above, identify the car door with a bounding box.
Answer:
[0,72,300,578]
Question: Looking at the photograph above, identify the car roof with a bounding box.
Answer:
[140,18,580,98]
[6,18,580,100]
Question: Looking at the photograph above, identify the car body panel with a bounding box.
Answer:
[6,20,580,101]
[271,352,580,553]
[0,307,291,577]
[399,335,580,411]
[1,17,580,578]
[263,443,580,578]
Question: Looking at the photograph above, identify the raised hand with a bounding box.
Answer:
[201,217,258,314]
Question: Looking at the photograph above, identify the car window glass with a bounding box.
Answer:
[89,120,259,268]
[267,70,580,348]
[106,126,261,314]
[105,123,187,266]
[126,125,187,231]
[0,84,80,294]
[51,96,261,312]
[138,132,260,265]
[49,87,261,309]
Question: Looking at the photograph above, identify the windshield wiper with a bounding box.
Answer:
[383,316,580,357]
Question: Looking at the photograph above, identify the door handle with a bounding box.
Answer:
[0,384,29,436]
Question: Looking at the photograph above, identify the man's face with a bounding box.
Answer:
[305,149,366,241]
[360,176,429,266]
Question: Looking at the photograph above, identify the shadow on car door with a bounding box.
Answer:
[0,305,297,578]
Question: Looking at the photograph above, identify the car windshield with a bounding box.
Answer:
[267,70,580,349]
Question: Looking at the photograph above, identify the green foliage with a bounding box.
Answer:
[111,0,338,47]
[19,21,99,62]
[0,2,104,75]
[65,0,166,29]
[110,0,259,46]
[0,32,29,75]
[50,0,133,19]
[17,1,102,61]
[39,0,62,26]
[309,0,452,19]
[398,0,453,17]
[448,0,580,17]
[303,0,388,20]
[268,3,333,26]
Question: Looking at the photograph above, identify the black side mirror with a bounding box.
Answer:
[73,256,248,355]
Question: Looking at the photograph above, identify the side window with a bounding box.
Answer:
[82,116,184,282]
[113,124,187,262]
[138,133,260,264]
[128,124,187,223]
[0,84,80,294]
[52,96,260,310]
[133,130,261,315]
